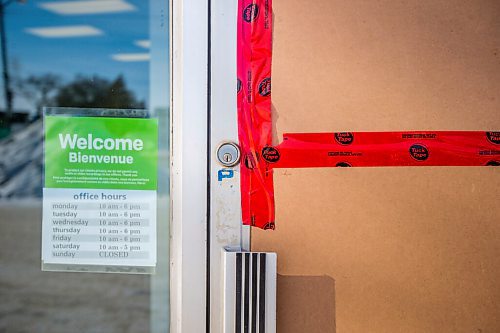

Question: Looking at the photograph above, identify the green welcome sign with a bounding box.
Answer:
[44,116,158,191]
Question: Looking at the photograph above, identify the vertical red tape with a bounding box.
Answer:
[237,0,275,229]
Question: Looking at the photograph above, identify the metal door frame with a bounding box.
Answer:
[170,1,246,332]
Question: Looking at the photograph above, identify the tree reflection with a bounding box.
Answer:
[16,73,145,119]
[16,73,60,118]
[56,75,145,111]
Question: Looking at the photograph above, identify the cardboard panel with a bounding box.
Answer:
[252,1,500,332]
[277,275,336,333]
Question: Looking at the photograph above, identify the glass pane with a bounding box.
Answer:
[0,0,169,332]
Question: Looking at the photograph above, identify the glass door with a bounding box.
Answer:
[0,0,169,332]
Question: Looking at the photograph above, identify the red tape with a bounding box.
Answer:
[238,0,275,229]
[275,131,500,168]
[237,1,499,230]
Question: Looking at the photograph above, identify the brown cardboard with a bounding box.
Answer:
[252,1,500,332]
[277,275,336,333]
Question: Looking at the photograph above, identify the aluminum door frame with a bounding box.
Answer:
[170,1,246,332]
[170,0,209,332]
[209,0,250,332]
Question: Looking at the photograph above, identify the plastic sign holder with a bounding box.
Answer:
[41,107,158,274]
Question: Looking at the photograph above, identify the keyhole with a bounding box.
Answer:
[223,153,232,163]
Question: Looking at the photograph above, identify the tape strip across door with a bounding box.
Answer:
[237,0,499,230]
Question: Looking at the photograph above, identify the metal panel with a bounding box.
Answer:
[223,251,277,333]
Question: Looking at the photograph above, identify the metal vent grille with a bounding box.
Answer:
[223,251,277,333]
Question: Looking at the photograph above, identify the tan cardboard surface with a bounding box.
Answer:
[252,1,500,332]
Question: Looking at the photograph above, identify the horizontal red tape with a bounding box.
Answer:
[272,131,500,168]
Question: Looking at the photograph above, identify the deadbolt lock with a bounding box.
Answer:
[216,142,241,167]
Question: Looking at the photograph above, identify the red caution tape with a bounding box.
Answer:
[274,131,500,168]
[238,0,275,229]
[237,1,499,230]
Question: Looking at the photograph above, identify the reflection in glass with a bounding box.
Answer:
[0,1,169,332]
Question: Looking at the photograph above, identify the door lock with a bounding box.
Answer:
[217,142,240,167]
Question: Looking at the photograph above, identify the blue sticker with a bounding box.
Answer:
[218,169,234,181]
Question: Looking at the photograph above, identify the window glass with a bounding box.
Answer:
[0,0,169,332]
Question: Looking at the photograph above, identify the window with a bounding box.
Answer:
[0,1,169,332]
